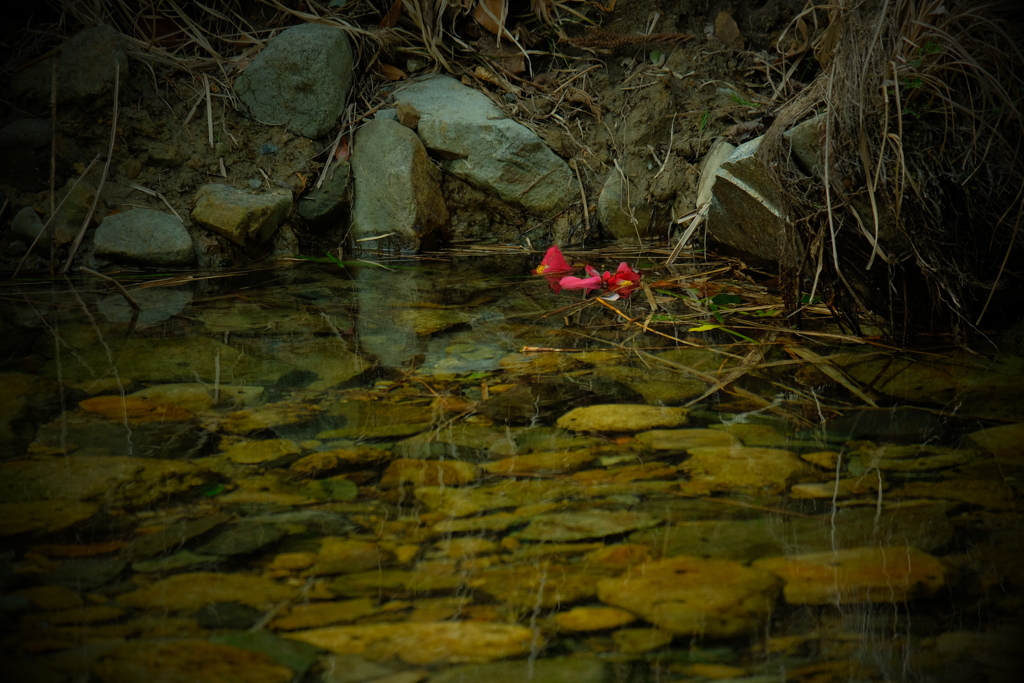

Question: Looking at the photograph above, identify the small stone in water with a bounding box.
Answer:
[555,606,638,631]
[612,627,674,654]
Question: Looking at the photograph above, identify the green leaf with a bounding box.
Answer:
[202,483,225,497]
[689,324,721,332]
[710,293,742,306]
[650,50,662,63]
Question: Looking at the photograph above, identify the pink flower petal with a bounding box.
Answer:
[558,275,603,291]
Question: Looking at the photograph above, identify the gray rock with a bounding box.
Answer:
[597,172,653,240]
[298,158,350,228]
[784,114,824,177]
[11,25,128,111]
[93,208,194,267]
[11,207,48,250]
[350,118,449,250]
[190,184,292,247]
[234,23,354,139]
[392,74,576,216]
[705,136,795,264]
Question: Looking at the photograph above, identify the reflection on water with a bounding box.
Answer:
[1,258,1022,682]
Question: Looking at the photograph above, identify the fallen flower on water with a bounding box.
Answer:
[532,245,642,297]
[533,245,574,292]
[558,265,604,292]
[604,262,642,297]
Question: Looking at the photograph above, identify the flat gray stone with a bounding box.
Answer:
[191,184,292,247]
[93,208,194,266]
[350,119,449,249]
[235,23,354,138]
[392,74,576,216]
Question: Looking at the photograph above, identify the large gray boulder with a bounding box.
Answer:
[191,184,293,248]
[350,119,449,250]
[11,25,129,112]
[234,23,354,139]
[93,208,194,267]
[392,74,576,217]
[705,136,793,264]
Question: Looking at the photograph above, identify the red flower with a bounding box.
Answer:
[532,246,642,298]
[604,262,642,297]
[533,245,574,292]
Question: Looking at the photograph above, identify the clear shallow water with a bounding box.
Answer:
[1,256,1023,682]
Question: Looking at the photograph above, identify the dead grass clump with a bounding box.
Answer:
[760,0,1024,337]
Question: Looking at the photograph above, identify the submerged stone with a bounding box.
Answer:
[310,538,388,576]
[753,546,948,604]
[92,639,293,683]
[271,598,381,630]
[469,564,604,608]
[516,510,662,542]
[555,606,638,632]
[219,438,304,464]
[597,556,781,637]
[290,447,396,476]
[379,459,481,488]
[209,631,322,677]
[0,500,99,536]
[631,502,955,561]
[414,479,581,517]
[557,405,690,432]
[680,445,821,494]
[891,479,1020,510]
[0,455,207,508]
[847,441,987,473]
[116,572,295,611]
[612,627,674,654]
[635,428,739,451]
[480,449,597,474]
[285,621,537,665]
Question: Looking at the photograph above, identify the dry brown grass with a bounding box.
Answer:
[760,0,1024,337]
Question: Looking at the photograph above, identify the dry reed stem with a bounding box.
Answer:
[80,267,141,310]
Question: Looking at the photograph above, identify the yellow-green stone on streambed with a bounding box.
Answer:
[556,405,689,432]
